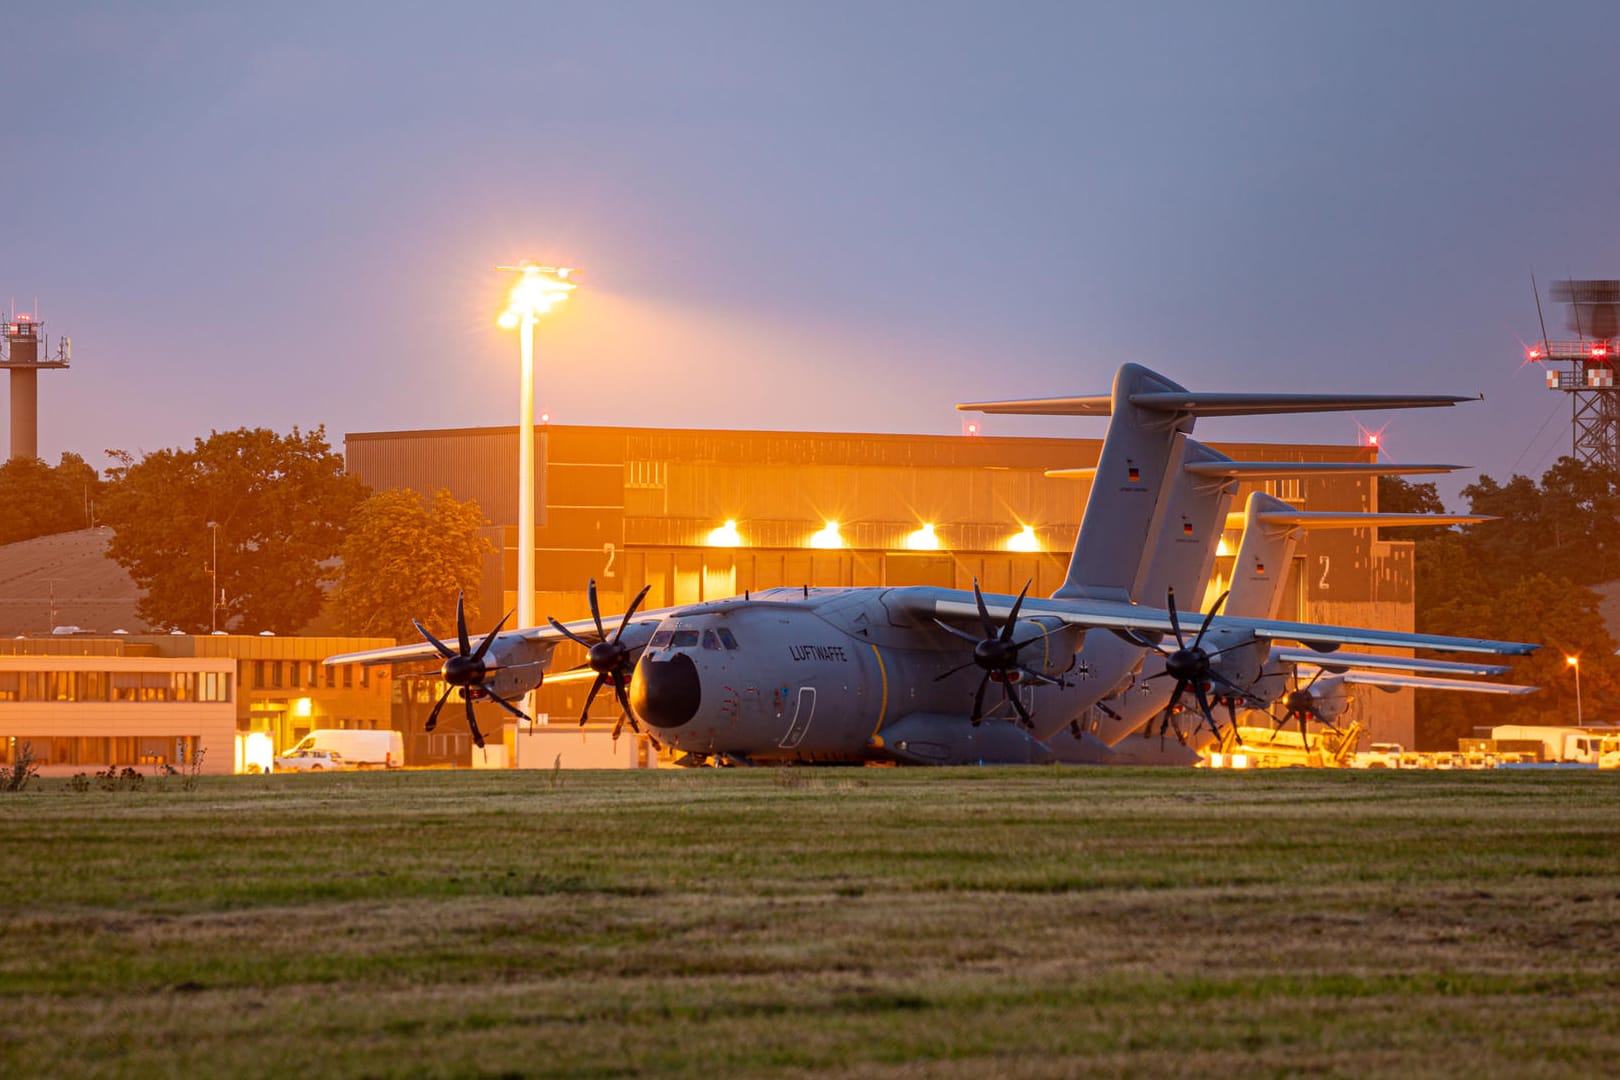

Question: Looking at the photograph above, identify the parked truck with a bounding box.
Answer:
[286,729,404,769]
[1489,725,1618,766]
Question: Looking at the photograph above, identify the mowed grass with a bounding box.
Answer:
[2,767,1619,1078]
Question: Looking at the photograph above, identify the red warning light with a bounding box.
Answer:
[1591,345,1609,359]
[1367,434,1379,447]
[15,313,30,322]
[1528,347,1542,360]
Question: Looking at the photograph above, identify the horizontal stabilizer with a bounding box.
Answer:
[1269,647,1511,677]
[1244,511,1495,530]
[960,391,1475,417]
[1184,461,1466,479]
[1051,461,1469,482]
[1330,670,1538,695]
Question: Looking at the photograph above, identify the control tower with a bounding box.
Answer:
[1530,280,1620,469]
[1,313,71,462]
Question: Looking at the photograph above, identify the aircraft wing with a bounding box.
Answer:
[1322,670,1539,695]
[923,592,1537,657]
[959,392,1474,417]
[322,606,677,667]
[1267,647,1512,677]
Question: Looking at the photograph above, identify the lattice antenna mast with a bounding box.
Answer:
[1528,279,1620,470]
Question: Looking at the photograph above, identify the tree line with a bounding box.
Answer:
[1380,459,1620,749]
[0,428,492,642]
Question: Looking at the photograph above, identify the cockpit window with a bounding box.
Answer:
[670,630,701,648]
[648,631,674,648]
[716,628,739,650]
[701,630,721,650]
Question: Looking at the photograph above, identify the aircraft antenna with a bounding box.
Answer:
[1532,272,1551,359]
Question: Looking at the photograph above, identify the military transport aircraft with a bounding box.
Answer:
[326,363,1539,765]
[1081,488,1538,753]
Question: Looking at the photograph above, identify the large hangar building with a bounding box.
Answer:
[345,424,1417,758]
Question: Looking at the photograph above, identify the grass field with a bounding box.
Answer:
[2,767,1618,1078]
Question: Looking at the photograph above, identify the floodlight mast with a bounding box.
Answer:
[497,264,576,726]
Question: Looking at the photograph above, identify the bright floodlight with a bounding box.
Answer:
[1006,524,1040,553]
[809,521,843,549]
[497,264,576,328]
[707,520,743,547]
[1567,655,1580,667]
[905,523,940,551]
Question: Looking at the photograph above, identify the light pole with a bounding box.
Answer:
[497,263,576,724]
[1567,655,1583,726]
[207,520,219,634]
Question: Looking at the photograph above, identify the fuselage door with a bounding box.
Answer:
[778,687,817,749]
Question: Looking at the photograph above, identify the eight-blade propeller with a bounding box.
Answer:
[1272,667,1341,751]
[1127,587,1250,747]
[933,579,1048,729]
[548,579,656,745]
[413,592,527,750]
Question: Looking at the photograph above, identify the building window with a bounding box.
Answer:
[272,662,284,689]
[343,665,353,688]
[253,660,266,688]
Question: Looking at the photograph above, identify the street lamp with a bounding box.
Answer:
[1567,655,1583,725]
[207,520,220,634]
[497,263,576,723]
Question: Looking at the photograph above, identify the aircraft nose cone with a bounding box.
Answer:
[630,650,702,729]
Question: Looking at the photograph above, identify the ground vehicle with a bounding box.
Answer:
[1489,726,1619,765]
[1355,742,1404,769]
[287,729,404,768]
[273,749,346,772]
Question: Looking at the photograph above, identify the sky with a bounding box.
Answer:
[5,1,1620,508]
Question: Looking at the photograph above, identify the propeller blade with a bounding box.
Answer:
[1166,682,1186,716]
[1298,712,1311,755]
[484,689,530,723]
[1191,590,1229,652]
[1005,684,1034,729]
[934,659,979,682]
[614,584,653,643]
[587,578,606,640]
[548,616,596,648]
[970,672,990,725]
[1166,587,1185,647]
[425,686,452,732]
[611,713,625,743]
[414,620,457,661]
[612,671,634,719]
[470,609,514,663]
[455,592,471,656]
[972,579,997,639]
[1108,627,1163,652]
[1304,666,1325,691]
[464,693,485,749]
[579,674,606,726]
[932,618,986,645]
[1000,580,1032,642]
[1192,682,1222,745]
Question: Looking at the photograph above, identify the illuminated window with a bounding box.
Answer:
[671,630,700,648]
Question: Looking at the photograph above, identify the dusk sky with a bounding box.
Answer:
[7,2,1620,507]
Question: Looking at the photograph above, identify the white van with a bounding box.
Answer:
[288,729,404,769]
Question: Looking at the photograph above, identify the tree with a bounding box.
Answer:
[0,452,106,544]
[330,488,496,643]
[1403,457,1620,748]
[99,427,367,634]
[1377,474,1451,542]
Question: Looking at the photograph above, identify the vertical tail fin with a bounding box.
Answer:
[1227,491,1304,620]
[1133,438,1238,605]
[1053,364,1194,601]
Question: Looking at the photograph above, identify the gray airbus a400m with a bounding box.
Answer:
[325,363,1539,765]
